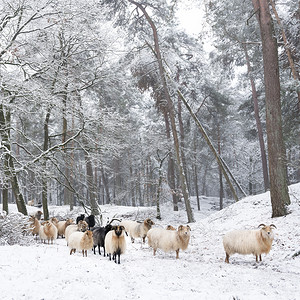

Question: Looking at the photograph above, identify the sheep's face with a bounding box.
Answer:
[78,220,88,232]
[85,230,93,239]
[145,218,155,227]
[259,224,276,240]
[178,225,191,236]
[113,225,125,237]
[66,219,73,226]
[50,217,58,224]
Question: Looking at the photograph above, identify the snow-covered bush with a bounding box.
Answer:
[0,212,35,246]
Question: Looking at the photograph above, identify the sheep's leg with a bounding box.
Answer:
[153,249,156,256]
[225,253,230,263]
[131,237,135,243]
[103,247,106,257]
[93,246,96,255]
[70,249,74,255]
[108,253,111,261]
[142,236,146,243]
[176,249,179,259]
[259,254,262,261]
[98,245,101,255]
[117,253,120,264]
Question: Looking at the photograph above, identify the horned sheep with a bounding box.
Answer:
[222,224,277,263]
[147,225,191,259]
[104,225,127,264]
[68,230,94,257]
[120,218,154,243]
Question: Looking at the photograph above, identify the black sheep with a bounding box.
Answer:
[92,224,113,256]
[76,214,85,224]
[84,215,95,230]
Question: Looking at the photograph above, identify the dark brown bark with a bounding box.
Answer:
[252,0,290,217]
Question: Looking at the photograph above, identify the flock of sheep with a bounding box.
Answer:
[27,210,277,264]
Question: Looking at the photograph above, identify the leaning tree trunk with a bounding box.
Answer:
[129,0,194,222]
[252,0,290,217]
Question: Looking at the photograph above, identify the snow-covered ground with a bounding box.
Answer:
[0,183,300,300]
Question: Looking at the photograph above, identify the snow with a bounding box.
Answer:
[1,183,300,300]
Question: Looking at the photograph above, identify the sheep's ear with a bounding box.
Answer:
[178,225,183,231]
[120,226,125,230]
[187,225,191,231]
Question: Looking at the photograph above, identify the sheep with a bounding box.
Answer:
[92,218,121,256]
[68,230,94,257]
[28,200,34,206]
[39,220,58,244]
[92,224,113,256]
[76,214,85,224]
[84,215,95,230]
[104,225,127,264]
[147,225,191,259]
[35,210,43,220]
[56,218,74,238]
[65,220,88,244]
[120,218,154,243]
[223,224,277,263]
[28,216,41,239]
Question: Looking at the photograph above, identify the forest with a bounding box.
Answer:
[0,0,299,222]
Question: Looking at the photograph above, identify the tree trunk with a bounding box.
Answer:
[218,125,224,210]
[193,134,200,210]
[243,44,269,191]
[164,112,179,211]
[85,151,99,215]
[101,167,111,204]
[0,103,27,215]
[42,106,51,220]
[252,0,290,217]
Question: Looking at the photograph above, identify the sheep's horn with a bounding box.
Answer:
[108,218,121,225]
[270,224,277,229]
[258,224,266,228]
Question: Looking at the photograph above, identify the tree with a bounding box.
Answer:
[252,0,291,216]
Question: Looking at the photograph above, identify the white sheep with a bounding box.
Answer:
[104,225,127,264]
[147,225,191,259]
[39,220,58,244]
[223,224,277,263]
[120,218,154,243]
[65,220,88,244]
[56,218,74,238]
[68,230,94,257]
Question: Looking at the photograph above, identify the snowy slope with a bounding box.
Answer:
[0,183,299,300]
